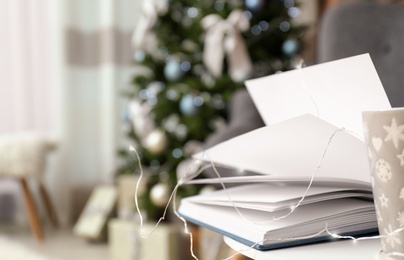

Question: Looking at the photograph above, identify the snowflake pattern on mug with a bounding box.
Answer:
[400,188,404,201]
[397,211,404,228]
[397,149,404,166]
[383,118,404,149]
[375,159,392,182]
[379,193,389,208]
[384,224,402,248]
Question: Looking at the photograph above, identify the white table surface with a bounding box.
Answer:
[224,236,382,260]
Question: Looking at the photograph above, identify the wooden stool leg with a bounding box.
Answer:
[19,177,44,241]
[39,182,59,228]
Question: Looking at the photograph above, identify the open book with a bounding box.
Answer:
[177,54,391,250]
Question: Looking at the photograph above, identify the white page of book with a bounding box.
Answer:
[187,175,373,191]
[179,197,375,235]
[194,192,373,213]
[187,183,366,204]
[187,175,372,190]
[245,54,391,138]
[194,114,371,184]
[186,183,373,212]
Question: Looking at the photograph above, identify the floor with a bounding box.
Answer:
[0,225,110,260]
[0,223,248,260]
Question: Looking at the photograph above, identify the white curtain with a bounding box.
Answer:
[62,0,143,223]
[0,0,64,225]
[64,0,142,186]
[0,1,57,134]
[0,0,143,225]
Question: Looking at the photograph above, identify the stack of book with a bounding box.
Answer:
[178,54,391,250]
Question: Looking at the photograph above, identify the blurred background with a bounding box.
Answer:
[0,0,315,228]
[0,0,395,259]
[0,0,146,226]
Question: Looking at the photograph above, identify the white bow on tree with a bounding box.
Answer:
[131,1,168,55]
[202,10,253,82]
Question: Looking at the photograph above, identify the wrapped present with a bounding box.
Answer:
[108,219,180,260]
[73,185,117,241]
[116,175,138,219]
[108,219,140,260]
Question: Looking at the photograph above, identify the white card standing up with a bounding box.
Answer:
[244,54,391,139]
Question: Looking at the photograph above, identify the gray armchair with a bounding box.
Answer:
[203,2,404,178]
[318,2,404,107]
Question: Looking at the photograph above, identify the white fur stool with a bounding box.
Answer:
[0,133,58,241]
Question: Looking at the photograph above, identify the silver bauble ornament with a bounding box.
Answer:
[164,59,184,82]
[150,182,169,207]
[142,129,167,154]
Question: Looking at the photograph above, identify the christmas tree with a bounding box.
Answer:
[118,0,306,220]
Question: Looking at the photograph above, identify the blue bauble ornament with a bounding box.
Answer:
[121,108,131,123]
[179,94,198,116]
[133,50,146,63]
[164,60,184,82]
[282,39,299,56]
[245,0,265,11]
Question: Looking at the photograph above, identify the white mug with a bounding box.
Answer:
[362,108,404,259]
